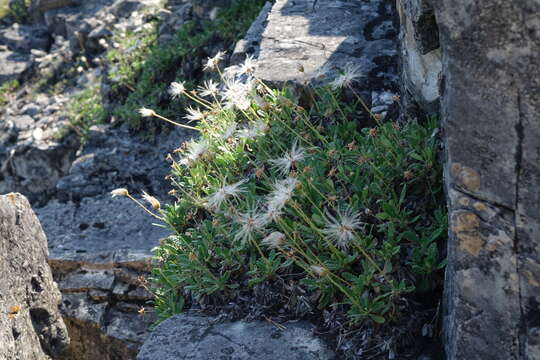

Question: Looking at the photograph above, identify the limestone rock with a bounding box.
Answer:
[432,0,540,358]
[255,0,398,91]
[0,193,69,359]
[397,0,441,113]
[137,313,336,360]
[0,49,32,84]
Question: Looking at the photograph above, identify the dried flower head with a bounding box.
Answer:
[222,78,253,111]
[330,63,362,89]
[239,54,256,75]
[233,205,268,244]
[179,139,209,166]
[168,81,186,99]
[403,170,414,180]
[262,232,286,248]
[198,79,220,98]
[184,106,205,123]
[138,107,156,117]
[142,191,161,210]
[220,123,237,140]
[323,207,362,250]
[238,119,268,139]
[269,142,306,175]
[205,179,247,209]
[111,188,129,198]
[267,177,298,214]
[310,265,329,277]
[204,51,226,71]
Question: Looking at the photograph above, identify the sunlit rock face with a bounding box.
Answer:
[0,193,70,360]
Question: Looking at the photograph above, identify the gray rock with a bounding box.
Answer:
[431,0,540,359]
[0,23,51,53]
[137,313,335,360]
[254,0,398,91]
[231,1,272,64]
[0,193,70,359]
[397,0,441,113]
[37,194,170,265]
[0,49,32,84]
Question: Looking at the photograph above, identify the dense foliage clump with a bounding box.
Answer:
[117,60,447,327]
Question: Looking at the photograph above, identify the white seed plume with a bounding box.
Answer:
[138,107,156,117]
[266,177,298,214]
[238,120,268,139]
[205,179,247,209]
[179,139,209,166]
[310,265,328,276]
[239,54,256,75]
[330,63,362,89]
[169,81,186,99]
[198,79,219,98]
[222,78,253,111]
[322,207,363,250]
[233,206,268,244]
[111,188,129,197]
[261,232,286,248]
[184,106,205,122]
[269,142,306,175]
[142,191,161,210]
[220,123,237,140]
[204,51,226,71]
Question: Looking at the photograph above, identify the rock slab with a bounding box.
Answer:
[434,0,540,359]
[0,193,70,359]
[255,0,399,91]
[137,313,335,360]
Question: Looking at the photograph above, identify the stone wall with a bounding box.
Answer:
[399,0,540,358]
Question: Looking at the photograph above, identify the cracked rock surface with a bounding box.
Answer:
[137,313,336,360]
[432,0,540,359]
[0,193,70,360]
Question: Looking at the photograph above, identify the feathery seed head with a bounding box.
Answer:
[142,191,161,210]
[138,107,156,117]
[168,81,186,99]
[205,179,247,210]
[204,51,226,71]
[322,207,362,250]
[198,79,220,98]
[233,205,268,244]
[184,106,205,123]
[111,188,129,198]
[262,232,286,248]
[330,63,362,89]
[269,142,306,175]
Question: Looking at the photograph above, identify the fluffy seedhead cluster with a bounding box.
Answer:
[113,51,447,355]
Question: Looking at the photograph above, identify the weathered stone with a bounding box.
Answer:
[137,313,335,360]
[254,0,398,91]
[397,0,441,113]
[0,132,80,206]
[230,1,272,64]
[38,194,169,265]
[0,49,32,84]
[0,193,69,359]
[0,23,51,53]
[58,268,116,292]
[432,0,540,359]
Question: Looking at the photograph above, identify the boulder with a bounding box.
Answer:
[431,0,540,359]
[137,313,336,360]
[0,193,69,359]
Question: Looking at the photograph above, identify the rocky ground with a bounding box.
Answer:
[1,0,439,359]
